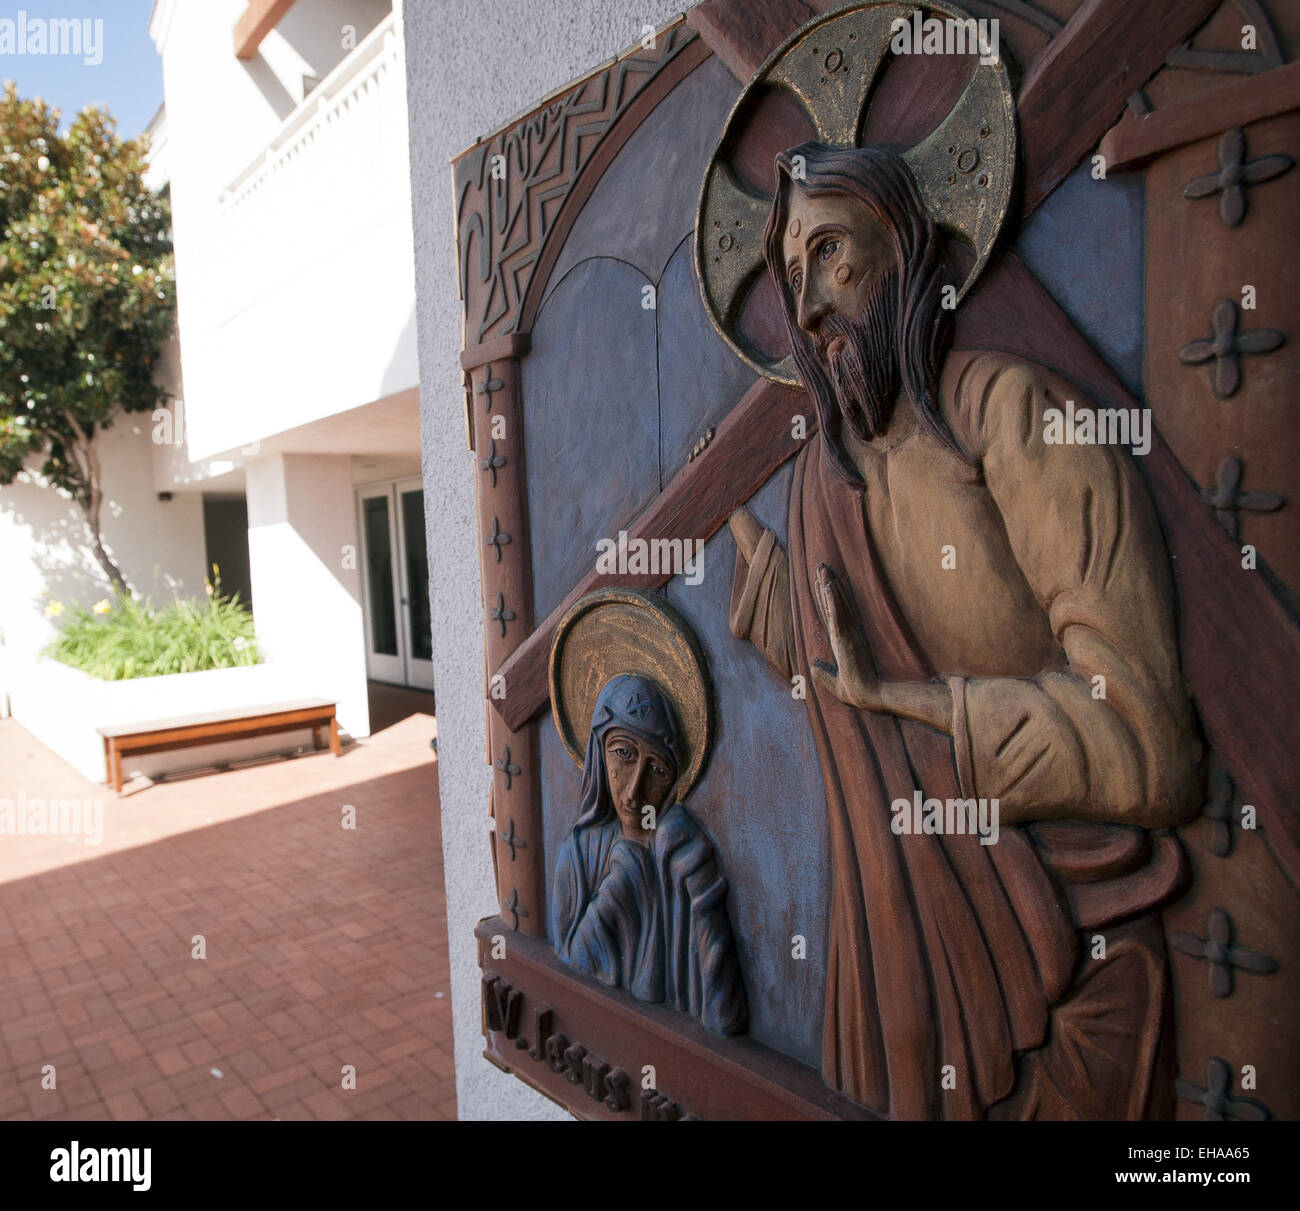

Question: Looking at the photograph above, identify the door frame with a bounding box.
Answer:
[393,476,435,691]
[356,478,434,690]
[357,482,406,685]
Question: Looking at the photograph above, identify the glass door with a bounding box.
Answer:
[359,484,406,684]
[357,479,435,691]
[395,478,435,691]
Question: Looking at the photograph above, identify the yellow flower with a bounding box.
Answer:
[92,599,112,615]
[45,601,65,617]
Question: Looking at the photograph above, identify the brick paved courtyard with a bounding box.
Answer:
[0,707,454,1121]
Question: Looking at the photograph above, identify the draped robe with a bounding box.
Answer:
[730,350,1201,1118]
[551,802,748,1035]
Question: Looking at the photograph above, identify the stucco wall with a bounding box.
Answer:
[245,453,370,738]
[402,0,688,1122]
[0,415,207,680]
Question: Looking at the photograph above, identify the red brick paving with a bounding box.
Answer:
[0,712,455,1121]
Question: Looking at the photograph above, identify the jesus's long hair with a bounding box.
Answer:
[762,143,966,479]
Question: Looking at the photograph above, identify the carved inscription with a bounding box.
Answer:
[482,974,687,1118]
[482,975,523,1040]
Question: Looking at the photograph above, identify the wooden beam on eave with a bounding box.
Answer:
[234,0,297,60]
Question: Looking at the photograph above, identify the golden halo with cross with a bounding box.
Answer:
[695,0,1017,387]
[549,589,713,801]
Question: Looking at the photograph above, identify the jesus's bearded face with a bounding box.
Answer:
[780,185,901,442]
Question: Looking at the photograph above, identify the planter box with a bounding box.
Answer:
[6,658,346,784]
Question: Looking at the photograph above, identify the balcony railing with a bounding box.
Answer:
[221,11,402,217]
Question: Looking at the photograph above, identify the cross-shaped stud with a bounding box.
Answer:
[1183,128,1294,228]
[1201,455,1284,539]
[500,817,526,860]
[1203,768,1236,857]
[485,516,512,562]
[626,690,652,720]
[504,887,530,931]
[489,592,516,638]
[479,439,507,488]
[495,745,521,790]
[476,364,504,412]
[1178,298,1284,399]
[1169,907,1278,998]
[1175,1057,1270,1121]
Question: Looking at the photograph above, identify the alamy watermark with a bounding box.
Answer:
[0,11,103,66]
[50,1142,150,1191]
[1044,399,1152,456]
[891,790,999,846]
[890,13,999,66]
[0,791,103,845]
[594,530,704,586]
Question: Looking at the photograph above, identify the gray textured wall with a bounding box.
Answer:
[402,0,689,1121]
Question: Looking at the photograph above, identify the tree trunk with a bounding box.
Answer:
[85,492,129,596]
[64,413,130,596]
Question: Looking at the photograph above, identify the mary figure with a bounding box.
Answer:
[549,670,747,1036]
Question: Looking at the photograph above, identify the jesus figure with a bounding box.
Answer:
[728,142,1203,1120]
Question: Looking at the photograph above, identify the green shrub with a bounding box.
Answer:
[44,585,261,681]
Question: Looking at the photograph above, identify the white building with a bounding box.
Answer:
[0,0,430,779]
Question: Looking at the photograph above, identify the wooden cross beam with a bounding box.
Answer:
[685,0,817,80]
[1017,0,1222,213]
[493,377,808,729]
[1099,60,1300,173]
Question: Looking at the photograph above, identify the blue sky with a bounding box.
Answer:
[0,1,162,136]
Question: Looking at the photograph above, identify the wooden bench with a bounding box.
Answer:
[98,698,340,794]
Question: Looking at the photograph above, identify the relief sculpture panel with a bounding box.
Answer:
[454,0,1300,1123]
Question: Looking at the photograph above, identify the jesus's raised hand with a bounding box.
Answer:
[811,562,882,710]
[811,562,954,732]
